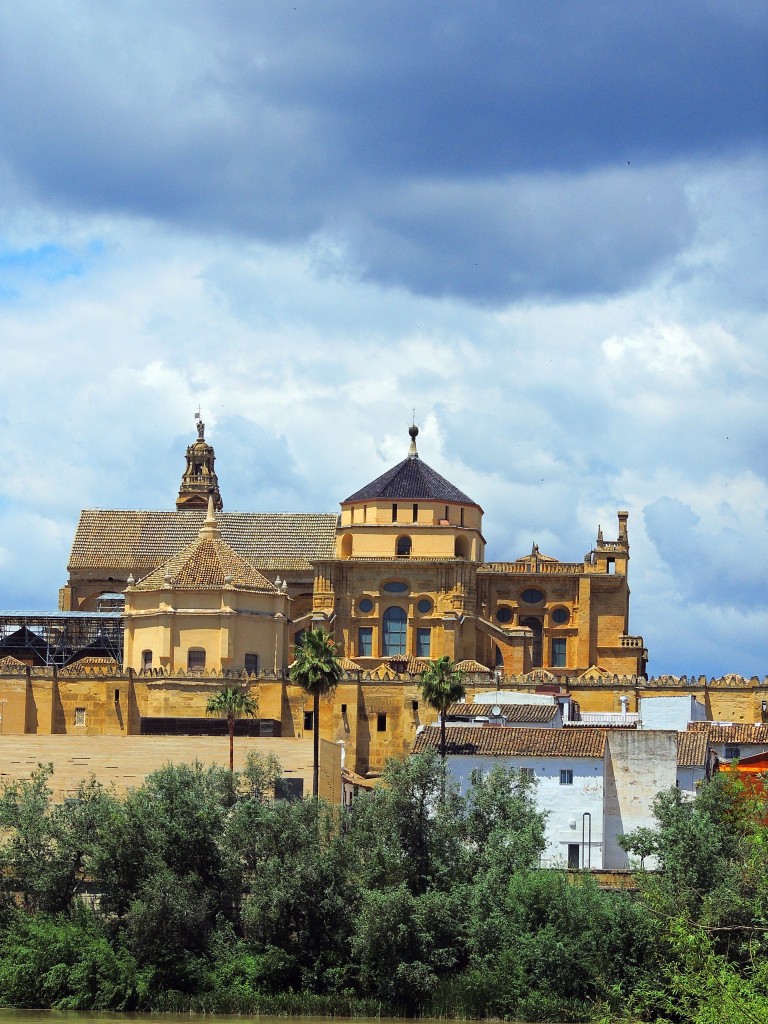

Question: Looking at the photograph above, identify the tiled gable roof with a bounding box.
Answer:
[688,723,768,745]
[344,457,476,506]
[386,655,431,674]
[412,725,606,758]
[454,660,492,673]
[677,731,709,767]
[133,537,278,593]
[445,702,559,723]
[68,510,338,572]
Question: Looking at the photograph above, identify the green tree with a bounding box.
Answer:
[420,655,465,759]
[464,764,546,877]
[348,750,463,895]
[226,795,358,991]
[92,762,239,993]
[289,628,341,797]
[240,750,282,802]
[352,884,468,1015]
[206,685,258,772]
[0,765,116,915]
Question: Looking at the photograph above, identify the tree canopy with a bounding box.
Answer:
[289,628,342,797]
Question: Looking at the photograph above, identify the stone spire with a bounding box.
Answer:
[176,416,223,511]
[199,490,221,540]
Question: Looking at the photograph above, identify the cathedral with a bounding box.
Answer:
[0,419,764,780]
[59,419,647,679]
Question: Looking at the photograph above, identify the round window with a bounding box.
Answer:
[521,588,545,604]
[496,606,513,623]
[417,598,432,614]
[383,581,409,593]
[358,597,373,613]
[552,607,570,625]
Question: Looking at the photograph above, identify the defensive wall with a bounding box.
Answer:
[0,663,765,777]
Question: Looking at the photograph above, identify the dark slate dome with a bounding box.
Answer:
[344,427,478,506]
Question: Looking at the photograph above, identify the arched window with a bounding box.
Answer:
[383,606,407,656]
[188,647,206,672]
[454,536,468,558]
[520,617,543,668]
[141,650,153,670]
[340,533,353,558]
[396,535,412,557]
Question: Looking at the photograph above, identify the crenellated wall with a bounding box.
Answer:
[0,665,765,778]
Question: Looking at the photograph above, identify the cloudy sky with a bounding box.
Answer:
[0,2,765,677]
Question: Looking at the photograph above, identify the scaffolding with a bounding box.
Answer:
[0,612,123,667]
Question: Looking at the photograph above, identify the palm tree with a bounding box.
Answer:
[420,655,465,759]
[206,685,258,772]
[290,627,342,798]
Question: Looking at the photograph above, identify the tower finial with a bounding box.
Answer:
[199,489,221,539]
[408,414,419,459]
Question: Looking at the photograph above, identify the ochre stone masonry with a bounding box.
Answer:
[0,664,765,777]
[0,421,759,788]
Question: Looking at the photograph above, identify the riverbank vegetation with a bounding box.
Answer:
[0,752,764,1022]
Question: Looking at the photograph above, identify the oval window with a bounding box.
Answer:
[417,598,432,614]
[358,597,374,613]
[521,588,545,604]
[552,607,570,625]
[496,606,513,623]
[383,581,409,593]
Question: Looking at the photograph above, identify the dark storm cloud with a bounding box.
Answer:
[0,1,764,303]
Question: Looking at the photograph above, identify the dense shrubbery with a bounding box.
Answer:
[0,752,764,1021]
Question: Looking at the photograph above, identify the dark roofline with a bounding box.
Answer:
[343,456,479,507]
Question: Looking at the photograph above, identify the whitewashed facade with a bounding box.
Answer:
[414,725,682,869]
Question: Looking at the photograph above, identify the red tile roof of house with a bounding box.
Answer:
[688,723,768,744]
[412,725,606,758]
[677,731,709,767]
[445,702,559,723]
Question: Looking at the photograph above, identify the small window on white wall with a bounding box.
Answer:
[559,768,573,785]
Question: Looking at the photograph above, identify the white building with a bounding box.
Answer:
[413,724,678,869]
[639,694,707,731]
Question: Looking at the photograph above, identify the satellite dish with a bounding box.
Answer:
[491,704,502,717]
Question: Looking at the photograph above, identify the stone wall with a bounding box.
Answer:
[0,667,765,778]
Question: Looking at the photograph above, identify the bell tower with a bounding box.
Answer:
[176,417,223,511]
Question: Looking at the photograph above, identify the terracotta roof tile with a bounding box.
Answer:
[338,657,362,671]
[386,655,431,674]
[412,725,606,758]
[677,731,709,767]
[688,723,768,744]
[445,702,559,723]
[68,510,338,573]
[454,659,492,673]
[133,536,278,593]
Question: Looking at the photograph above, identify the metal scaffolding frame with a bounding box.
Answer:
[0,612,123,667]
